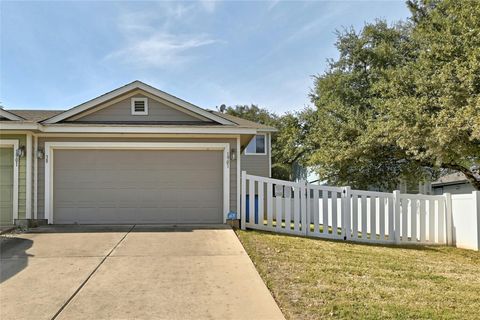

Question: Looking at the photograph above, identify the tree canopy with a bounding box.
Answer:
[309,0,480,190]
[221,104,309,180]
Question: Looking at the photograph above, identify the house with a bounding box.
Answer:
[0,81,275,226]
[431,172,477,195]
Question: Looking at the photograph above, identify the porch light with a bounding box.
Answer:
[231,149,236,161]
[15,146,25,158]
[15,146,25,166]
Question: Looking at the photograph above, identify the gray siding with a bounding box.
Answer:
[433,183,476,195]
[0,134,27,219]
[74,94,208,123]
[37,137,238,219]
[240,133,270,177]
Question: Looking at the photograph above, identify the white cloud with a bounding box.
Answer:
[267,0,281,11]
[199,0,217,13]
[106,32,219,68]
[105,5,221,69]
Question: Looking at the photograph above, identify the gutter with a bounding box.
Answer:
[0,122,259,134]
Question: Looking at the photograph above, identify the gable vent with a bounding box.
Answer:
[134,100,145,112]
[131,98,148,115]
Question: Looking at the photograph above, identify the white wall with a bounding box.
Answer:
[451,191,480,251]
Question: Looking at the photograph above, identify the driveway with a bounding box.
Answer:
[0,225,284,320]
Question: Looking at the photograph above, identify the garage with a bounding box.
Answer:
[50,146,226,224]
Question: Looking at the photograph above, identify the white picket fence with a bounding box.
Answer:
[241,172,452,246]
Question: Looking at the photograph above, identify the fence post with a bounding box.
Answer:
[342,186,351,240]
[474,191,480,251]
[300,180,308,236]
[444,193,453,246]
[241,171,247,230]
[393,190,401,244]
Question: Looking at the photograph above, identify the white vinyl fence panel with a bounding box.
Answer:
[451,192,480,251]
[240,171,472,248]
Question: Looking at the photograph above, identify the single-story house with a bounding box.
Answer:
[431,172,477,195]
[0,81,275,225]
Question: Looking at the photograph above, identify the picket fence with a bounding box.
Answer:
[241,171,452,245]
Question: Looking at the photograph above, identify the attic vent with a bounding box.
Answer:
[131,98,148,115]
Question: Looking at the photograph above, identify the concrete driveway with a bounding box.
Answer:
[0,225,284,320]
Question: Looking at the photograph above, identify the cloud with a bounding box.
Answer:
[105,4,221,69]
[267,0,281,11]
[199,0,217,13]
[105,32,219,68]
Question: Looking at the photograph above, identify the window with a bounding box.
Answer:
[131,98,148,115]
[245,134,266,155]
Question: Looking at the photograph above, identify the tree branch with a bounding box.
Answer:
[441,163,480,191]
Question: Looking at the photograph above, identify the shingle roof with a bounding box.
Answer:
[431,172,479,186]
[209,111,277,131]
[2,109,276,131]
[7,110,63,122]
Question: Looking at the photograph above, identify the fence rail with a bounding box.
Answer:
[241,171,453,246]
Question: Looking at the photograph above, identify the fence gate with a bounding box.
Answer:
[241,171,451,246]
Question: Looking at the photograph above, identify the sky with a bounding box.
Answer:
[1,1,411,114]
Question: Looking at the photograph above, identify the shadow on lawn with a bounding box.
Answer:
[243,229,446,252]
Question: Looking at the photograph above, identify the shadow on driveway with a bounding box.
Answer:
[0,236,33,283]
[27,224,231,234]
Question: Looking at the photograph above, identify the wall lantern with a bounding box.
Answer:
[230,149,236,161]
[15,146,25,158]
[15,146,25,166]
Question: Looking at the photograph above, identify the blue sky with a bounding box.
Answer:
[1,1,410,114]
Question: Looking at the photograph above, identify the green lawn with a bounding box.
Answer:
[236,230,480,320]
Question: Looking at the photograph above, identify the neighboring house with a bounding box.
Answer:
[0,81,275,225]
[431,172,477,195]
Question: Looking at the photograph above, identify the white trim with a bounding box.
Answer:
[0,123,40,130]
[42,81,234,125]
[268,133,272,177]
[44,142,230,224]
[131,97,148,115]
[32,133,242,138]
[0,122,258,134]
[236,136,241,217]
[26,133,32,219]
[0,139,19,222]
[40,126,258,134]
[33,135,38,219]
[244,133,267,155]
[0,109,24,121]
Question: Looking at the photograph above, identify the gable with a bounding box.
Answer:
[0,109,24,121]
[67,92,210,123]
[43,81,234,125]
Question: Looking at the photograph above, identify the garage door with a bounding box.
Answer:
[53,149,223,224]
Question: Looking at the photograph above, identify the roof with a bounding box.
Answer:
[0,108,25,121]
[209,111,276,131]
[1,109,274,131]
[0,81,276,132]
[7,110,63,122]
[431,172,477,186]
[42,81,234,125]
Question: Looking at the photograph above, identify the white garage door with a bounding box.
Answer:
[53,149,223,224]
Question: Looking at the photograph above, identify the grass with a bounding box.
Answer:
[260,220,390,240]
[236,230,480,320]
